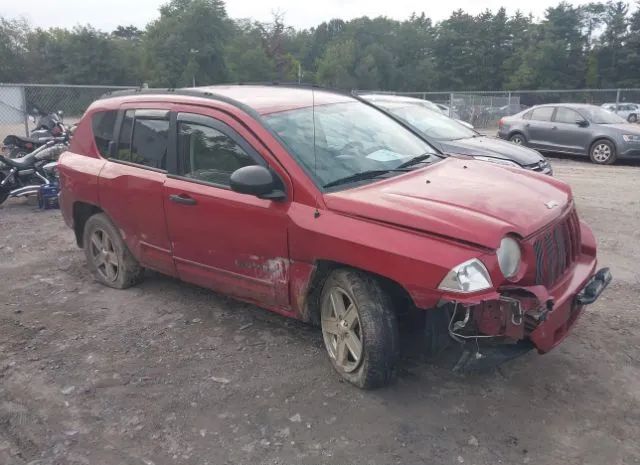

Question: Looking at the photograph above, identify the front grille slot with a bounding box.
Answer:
[532,208,581,288]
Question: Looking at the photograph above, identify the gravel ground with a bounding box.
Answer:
[0,157,639,465]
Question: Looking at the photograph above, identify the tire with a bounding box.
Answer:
[509,133,526,146]
[589,139,617,165]
[82,213,144,289]
[319,269,399,389]
[629,114,638,123]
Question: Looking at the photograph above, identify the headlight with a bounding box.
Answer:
[496,236,521,279]
[473,156,520,167]
[622,134,640,142]
[438,258,493,293]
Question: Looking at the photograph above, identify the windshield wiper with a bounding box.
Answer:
[323,169,411,188]
[396,152,439,169]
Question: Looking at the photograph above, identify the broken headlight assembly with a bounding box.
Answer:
[496,236,522,279]
[438,258,493,293]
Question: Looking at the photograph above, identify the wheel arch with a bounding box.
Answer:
[301,259,415,326]
[589,136,618,154]
[72,201,103,247]
[507,130,526,141]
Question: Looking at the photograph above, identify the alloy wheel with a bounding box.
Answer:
[592,143,612,163]
[89,228,119,282]
[510,135,524,145]
[321,287,364,373]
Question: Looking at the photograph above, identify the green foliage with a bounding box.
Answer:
[0,0,639,90]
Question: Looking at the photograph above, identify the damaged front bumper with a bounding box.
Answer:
[444,253,611,360]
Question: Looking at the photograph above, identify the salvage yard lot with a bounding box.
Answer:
[1,158,639,465]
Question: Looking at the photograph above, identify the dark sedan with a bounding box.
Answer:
[361,95,552,175]
[498,103,640,165]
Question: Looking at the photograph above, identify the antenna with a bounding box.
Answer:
[312,86,320,219]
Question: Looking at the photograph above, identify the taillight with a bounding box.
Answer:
[498,118,504,129]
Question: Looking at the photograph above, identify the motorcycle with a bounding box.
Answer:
[2,110,68,159]
[0,136,68,206]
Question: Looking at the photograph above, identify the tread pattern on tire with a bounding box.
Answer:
[322,268,399,389]
[82,213,144,289]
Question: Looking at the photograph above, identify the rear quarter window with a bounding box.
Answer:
[91,110,118,156]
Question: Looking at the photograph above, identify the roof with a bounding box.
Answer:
[101,85,355,116]
[359,93,433,105]
[535,103,601,109]
[198,85,354,115]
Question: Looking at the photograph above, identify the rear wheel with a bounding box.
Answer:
[589,140,617,165]
[83,213,144,289]
[629,114,638,123]
[509,133,526,146]
[320,269,399,389]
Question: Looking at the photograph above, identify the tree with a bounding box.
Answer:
[0,18,28,82]
[143,0,232,87]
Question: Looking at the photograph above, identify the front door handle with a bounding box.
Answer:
[169,194,197,206]
[552,126,558,130]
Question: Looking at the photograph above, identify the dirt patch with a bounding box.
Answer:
[1,157,639,465]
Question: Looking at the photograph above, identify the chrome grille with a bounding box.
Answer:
[533,208,581,288]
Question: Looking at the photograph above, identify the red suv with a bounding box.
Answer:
[58,85,611,388]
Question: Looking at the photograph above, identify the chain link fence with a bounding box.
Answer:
[362,88,640,130]
[0,84,136,143]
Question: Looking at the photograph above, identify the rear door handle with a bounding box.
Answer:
[169,194,197,206]
[552,126,558,130]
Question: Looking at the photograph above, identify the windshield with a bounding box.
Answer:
[263,101,438,189]
[378,102,477,141]
[581,107,627,124]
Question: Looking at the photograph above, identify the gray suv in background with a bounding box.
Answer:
[498,103,640,164]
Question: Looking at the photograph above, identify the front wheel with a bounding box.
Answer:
[629,114,638,123]
[589,140,617,165]
[320,269,399,389]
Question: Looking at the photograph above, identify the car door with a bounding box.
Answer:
[524,107,556,150]
[163,110,290,309]
[98,107,177,277]
[549,107,590,154]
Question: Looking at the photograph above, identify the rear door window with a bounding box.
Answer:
[91,110,118,156]
[530,107,555,122]
[113,110,169,170]
[554,107,582,124]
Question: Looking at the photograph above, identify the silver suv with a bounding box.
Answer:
[498,103,640,165]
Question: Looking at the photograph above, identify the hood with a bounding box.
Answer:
[435,136,544,165]
[324,157,572,249]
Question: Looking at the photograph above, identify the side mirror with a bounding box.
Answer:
[576,119,589,127]
[230,165,285,200]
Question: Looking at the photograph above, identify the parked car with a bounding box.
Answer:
[359,94,472,128]
[58,85,610,389]
[434,103,461,120]
[601,103,638,123]
[361,94,552,174]
[498,103,640,164]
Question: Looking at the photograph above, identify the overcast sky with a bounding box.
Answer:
[3,0,612,31]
